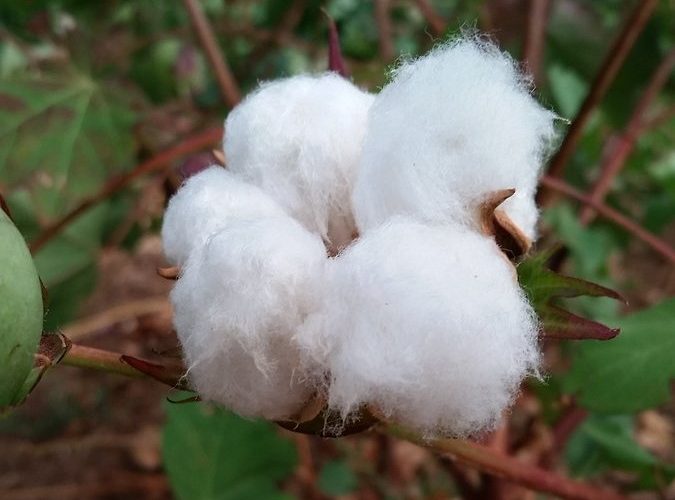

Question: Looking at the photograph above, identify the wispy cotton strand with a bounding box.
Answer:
[353,38,557,240]
[298,219,540,436]
[224,73,374,251]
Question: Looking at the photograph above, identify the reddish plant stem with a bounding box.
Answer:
[29,127,223,253]
[374,0,395,61]
[522,0,550,86]
[580,49,675,224]
[543,0,657,186]
[274,0,307,45]
[62,344,145,379]
[415,0,447,37]
[389,425,625,500]
[553,405,589,456]
[540,175,675,263]
[181,0,241,107]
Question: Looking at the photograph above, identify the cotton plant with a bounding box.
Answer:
[161,36,619,437]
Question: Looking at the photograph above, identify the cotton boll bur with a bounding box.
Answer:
[353,38,556,241]
[298,219,539,436]
[161,166,285,266]
[224,73,374,251]
[171,216,327,419]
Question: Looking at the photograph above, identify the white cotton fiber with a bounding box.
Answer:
[297,218,540,436]
[353,38,556,240]
[161,166,285,266]
[171,216,327,419]
[224,73,374,251]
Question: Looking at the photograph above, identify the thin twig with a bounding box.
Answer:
[389,425,625,500]
[374,0,395,61]
[274,0,307,45]
[543,0,658,185]
[61,344,145,379]
[245,0,308,63]
[540,175,675,263]
[29,127,223,253]
[580,49,675,223]
[552,405,589,456]
[522,0,550,86]
[181,0,241,107]
[62,297,170,341]
[0,473,168,500]
[414,0,447,37]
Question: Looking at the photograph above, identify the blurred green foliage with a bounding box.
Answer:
[1,0,674,497]
[163,402,297,500]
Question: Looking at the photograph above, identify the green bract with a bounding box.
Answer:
[0,210,43,408]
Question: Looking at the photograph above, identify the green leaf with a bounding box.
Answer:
[0,76,135,219]
[548,64,587,119]
[0,74,135,327]
[0,209,43,408]
[566,415,675,488]
[318,460,358,496]
[565,299,675,413]
[163,403,297,500]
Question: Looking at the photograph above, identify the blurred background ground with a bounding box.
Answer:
[0,0,674,498]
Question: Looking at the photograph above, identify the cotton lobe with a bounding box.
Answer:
[172,216,327,420]
[353,38,556,240]
[224,73,374,251]
[298,219,539,436]
[161,166,284,266]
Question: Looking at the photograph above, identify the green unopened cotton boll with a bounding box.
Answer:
[0,210,43,407]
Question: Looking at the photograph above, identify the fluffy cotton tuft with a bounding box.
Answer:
[353,38,557,240]
[172,216,327,420]
[161,166,285,266]
[224,73,374,250]
[297,219,539,436]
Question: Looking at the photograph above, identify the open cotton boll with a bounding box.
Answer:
[161,166,285,266]
[224,73,374,251]
[298,218,539,436]
[353,37,556,240]
[172,216,327,420]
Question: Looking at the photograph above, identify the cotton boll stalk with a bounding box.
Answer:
[353,38,557,241]
[172,216,327,420]
[298,218,539,436]
[224,73,374,251]
[161,166,285,266]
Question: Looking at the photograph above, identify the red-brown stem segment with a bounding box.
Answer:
[543,0,658,185]
[61,344,189,390]
[374,0,395,61]
[414,0,447,37]
[540,176,675,263]
[522,0,550,86]
[29,127,223,253]
[388,425,625,500]
[181,0,241,107]
[61,344,145,379]
[580,49,675,224]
